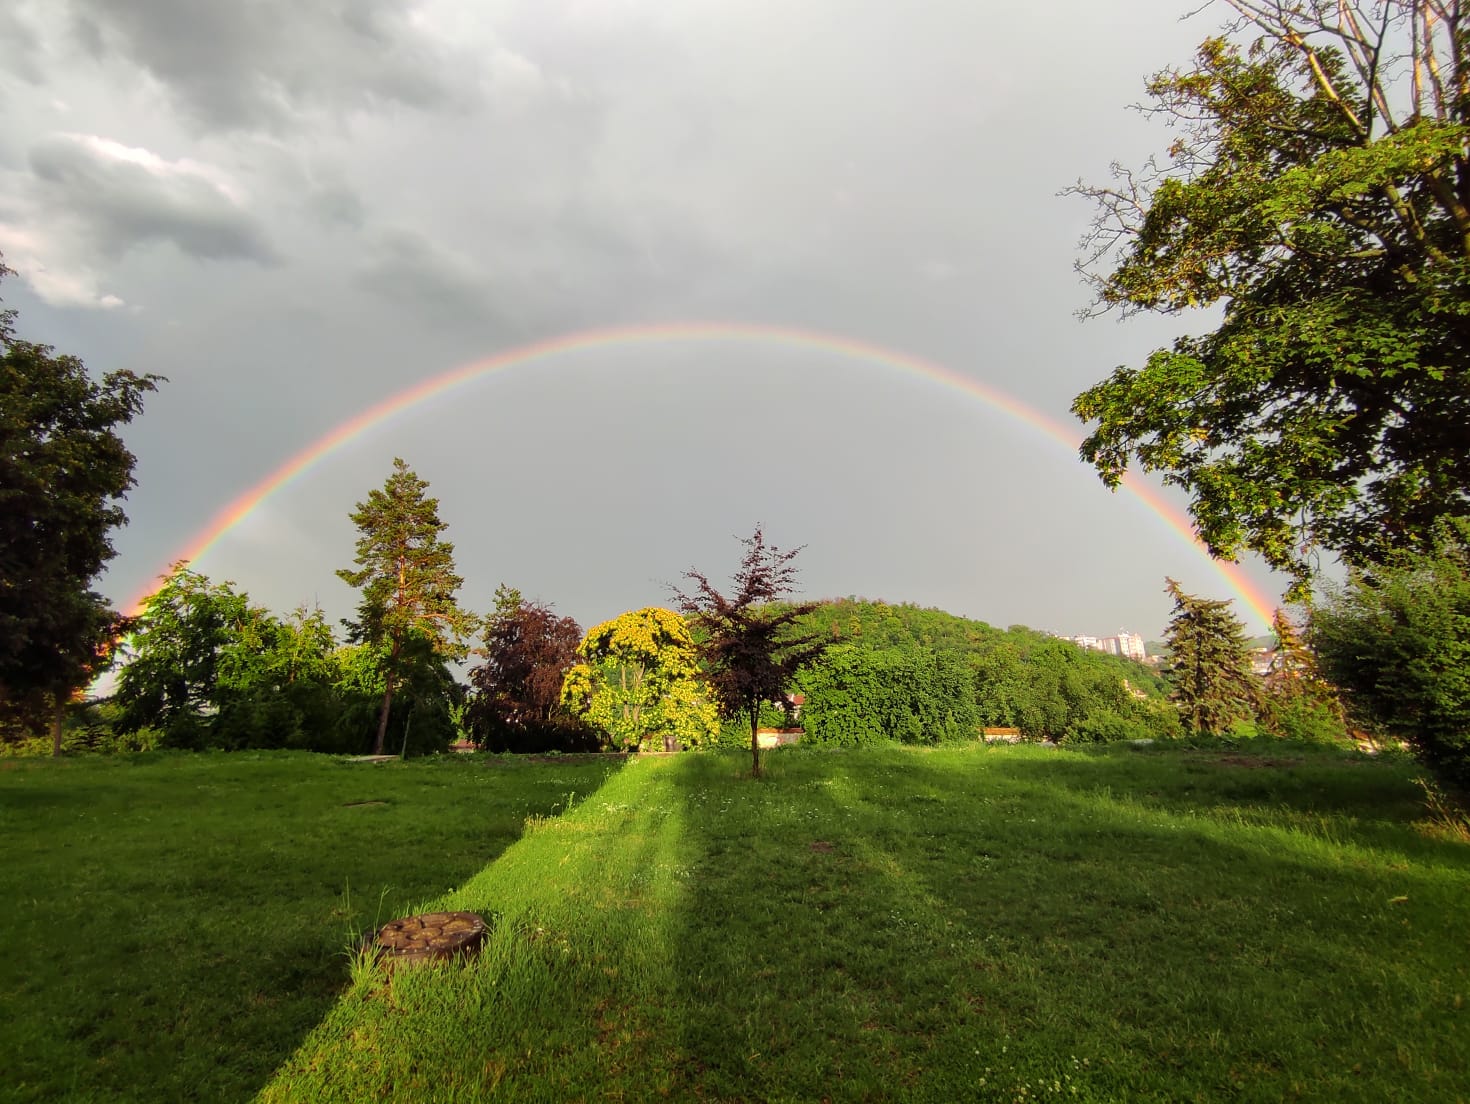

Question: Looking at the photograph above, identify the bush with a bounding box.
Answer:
[1311,518,1470,792]
[801,646,977,747]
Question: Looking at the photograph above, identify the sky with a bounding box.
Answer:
[0,0,1289,639]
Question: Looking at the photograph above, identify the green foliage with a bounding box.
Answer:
[1071,6,1470,593]
[790,598,1161,743]
[0,259,159,743]
[114,566,355,752]
[561,608,718,751]
[800,645,978,746]
[1163,578,1259,736]
[1311,517,1470,790]
[675,528,828,776]
[466,586,596,753]
[338,458,475,755]
[1258,609,1350,744]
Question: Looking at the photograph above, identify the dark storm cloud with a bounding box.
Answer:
[63,0,475,130]
[28,134,277,263]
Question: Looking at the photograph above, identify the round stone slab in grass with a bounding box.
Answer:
[370,911,486,967]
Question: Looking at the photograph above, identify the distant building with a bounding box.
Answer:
[1068,631,1147,662]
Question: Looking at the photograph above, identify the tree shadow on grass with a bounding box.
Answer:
[0,754,624,1104]
[659,745,1470,1103]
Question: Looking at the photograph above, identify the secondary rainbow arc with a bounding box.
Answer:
[126,321,1279,627]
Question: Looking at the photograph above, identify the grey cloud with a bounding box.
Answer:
[304,181,366,229]
[0,7,45,83]
[28,134,277,263]
[64,0,476,131]
[356,228,495,321]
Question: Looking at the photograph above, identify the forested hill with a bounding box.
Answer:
[795,597,1165,697]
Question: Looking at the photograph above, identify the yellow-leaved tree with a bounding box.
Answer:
[560,607,718,751]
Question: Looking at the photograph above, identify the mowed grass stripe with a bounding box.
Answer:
[0,752,621,1104]
[259,745,1469,1103]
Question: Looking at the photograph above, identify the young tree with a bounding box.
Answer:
[1311,517,1470,790]
[1163,577,1259,735]
[337,459,475,754]
[0,258,159,752]
[674,528,828,777]
[1070,1,1470,593]
[560,607,718,752]
[466,584,592,752]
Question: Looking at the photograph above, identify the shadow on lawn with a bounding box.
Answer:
[658,746,1470,1103]
[0,754,626,1104]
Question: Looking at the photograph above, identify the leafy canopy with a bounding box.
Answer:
[1071,1,1470,592]
[560,607,718,752]
[1311,517,1470,790]
[675,528,828,776]
[466,584,594,753]
[0,257,158,737]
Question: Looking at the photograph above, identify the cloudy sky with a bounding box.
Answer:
[1,0,1286,638]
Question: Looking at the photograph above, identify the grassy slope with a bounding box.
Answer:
[0,752,618,1104]
[260,745,1469,1103]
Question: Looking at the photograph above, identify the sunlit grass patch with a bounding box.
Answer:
[260,744,1468,1103]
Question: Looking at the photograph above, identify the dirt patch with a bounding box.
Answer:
[478,752,632,767]
[342,799,388,807]
[809,841,835,853]
[1215,755,1305,769]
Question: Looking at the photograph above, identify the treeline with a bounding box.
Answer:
[790,599,1174,747]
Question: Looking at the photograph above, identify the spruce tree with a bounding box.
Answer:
[1163,578,1258,736]
[337,459,474,754]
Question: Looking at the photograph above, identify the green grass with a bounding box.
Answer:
[0,751,620,1103]
[258,744,1470,1103]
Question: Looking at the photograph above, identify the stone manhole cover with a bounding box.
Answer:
[368,911,487,967]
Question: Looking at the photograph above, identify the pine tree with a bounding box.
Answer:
[1163,578,1258,736]
[337,459,474,755]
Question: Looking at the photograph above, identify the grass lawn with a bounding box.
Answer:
[0,751,620,1103]
[257,744,1470,1103]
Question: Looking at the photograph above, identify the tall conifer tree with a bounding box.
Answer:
[1163,577,1258,735]
[338,459,473,754]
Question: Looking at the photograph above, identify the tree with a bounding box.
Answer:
[0,258,159,752]
[1258,606,1348,742]
[1070,1,1470,593]
[800,645,978,747]
[674,528,828,777]
[114,565,345,750]
[337,458,475,755]
[1311,517,1470,789]
[1163,577,1260,734]
[466,584,594,752]
[559,607,718,752]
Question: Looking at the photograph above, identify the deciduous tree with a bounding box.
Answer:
[1311,517,1470,789]
[0,259,159,752]
[674,528,828,777]
[1163,577,1259,734]
[337,459,474,755]
[559,607,718,752]
[1070,1,1470,592]
[466,584,593,752]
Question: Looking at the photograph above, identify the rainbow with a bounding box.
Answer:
[124,321,1279,626]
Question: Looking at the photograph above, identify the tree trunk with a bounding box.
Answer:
[374,674,396,755]
[50,697,64,758]
[749,703,761,779]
